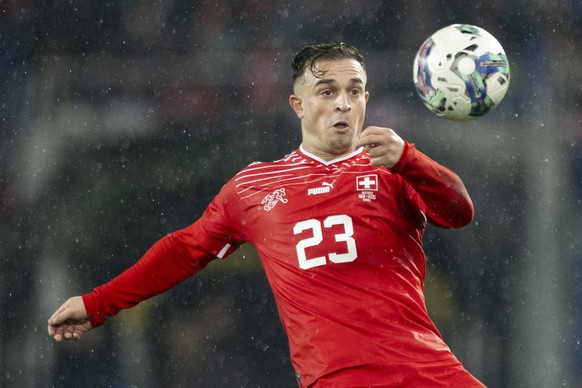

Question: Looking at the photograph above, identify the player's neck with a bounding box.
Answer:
[299,145,363,165]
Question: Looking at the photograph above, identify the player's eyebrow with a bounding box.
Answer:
[314,79,335,87]
[315,78,364,87]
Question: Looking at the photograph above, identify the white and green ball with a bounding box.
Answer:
[413,24,510,121]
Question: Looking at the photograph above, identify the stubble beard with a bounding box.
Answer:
[326,131,357,156]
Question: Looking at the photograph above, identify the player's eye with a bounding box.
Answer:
[321,90,333,96]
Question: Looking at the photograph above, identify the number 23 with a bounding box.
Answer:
[293,214,358,270]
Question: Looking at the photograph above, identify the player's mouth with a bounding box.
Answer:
[332,121,350,131]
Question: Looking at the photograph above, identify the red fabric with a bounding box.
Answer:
[312,360,485,387]
[390,141,474,228]
[83,142,482,387]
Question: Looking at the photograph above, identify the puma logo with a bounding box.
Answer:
[307,180,336,196]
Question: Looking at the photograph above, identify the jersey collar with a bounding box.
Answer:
[298,145,365,166]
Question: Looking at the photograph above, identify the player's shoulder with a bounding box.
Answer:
[234,149,309,177]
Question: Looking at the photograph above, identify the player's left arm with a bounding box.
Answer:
[357,126,473,228]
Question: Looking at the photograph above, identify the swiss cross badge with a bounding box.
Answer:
[356,174,378,202]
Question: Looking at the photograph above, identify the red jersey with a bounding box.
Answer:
[83,142,484,387]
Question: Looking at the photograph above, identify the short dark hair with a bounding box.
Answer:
[291,42,366,83]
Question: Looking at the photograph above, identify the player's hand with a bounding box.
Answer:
[356,126,405,167]
[47,296,93,342]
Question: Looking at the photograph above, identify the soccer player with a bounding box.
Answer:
[48,42,485,387]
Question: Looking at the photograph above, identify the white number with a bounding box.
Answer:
[293,215,358,270]
[293,219,326,270]
[324,215,358,264]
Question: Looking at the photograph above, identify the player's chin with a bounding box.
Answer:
[333,127,356,140]
[330,135,354,149]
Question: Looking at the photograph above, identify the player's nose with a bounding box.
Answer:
[335,93,351,112]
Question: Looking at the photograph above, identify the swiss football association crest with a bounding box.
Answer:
[262,188,288,211]
[356,175,378,202]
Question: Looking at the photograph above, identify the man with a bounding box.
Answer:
[48,43,485,387]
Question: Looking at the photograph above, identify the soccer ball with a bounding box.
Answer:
[413,24,510,121]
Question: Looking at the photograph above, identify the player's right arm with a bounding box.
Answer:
[47,219,217,341]
[48,177,247,342]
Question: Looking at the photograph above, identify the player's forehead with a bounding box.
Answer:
[302,59,367,87]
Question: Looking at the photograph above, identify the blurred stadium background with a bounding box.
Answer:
[1,1,581,387]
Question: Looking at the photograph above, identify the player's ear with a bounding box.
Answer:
[289,95,304,118]
[365,91,369,103]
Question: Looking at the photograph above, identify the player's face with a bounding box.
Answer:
[290,59,369,161]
